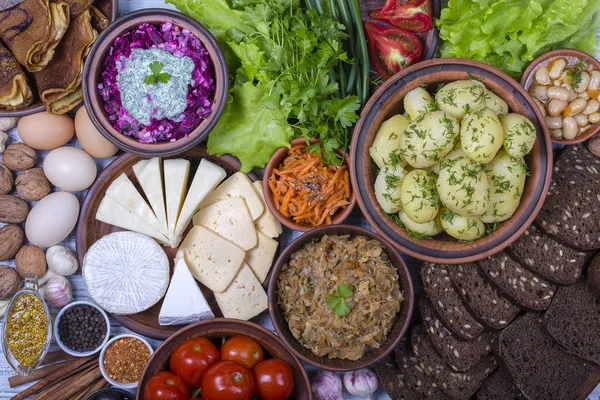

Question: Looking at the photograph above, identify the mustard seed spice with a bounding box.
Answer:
[103,337,151,383]
[5,293,48,367]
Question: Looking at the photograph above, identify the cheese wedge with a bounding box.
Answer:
[214,263,267,321]
[179,226,245,292]
[95,196,169,244]
[193,197,257,250]
[105,173,169,237]
[164,159,190,245]
[251,180,283,238]
[245,231,278,283]
[159,257,214,325]
[132,158,168,236]
[200,172,264,220]
[172,159,227,247]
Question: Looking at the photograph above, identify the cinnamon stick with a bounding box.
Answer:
[30,363,97,400]
[39,350,74,366]
[36,365,102,400]
[70,377,107,400]
[8,361,67,388]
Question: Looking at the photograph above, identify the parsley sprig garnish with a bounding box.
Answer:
[326,283,353,317]
[144,61,171,85]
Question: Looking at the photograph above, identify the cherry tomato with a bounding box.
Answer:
[144,371,190,400]
[170,337,220,388]
[201,361,255,400]
[253,359,294,400]
[221,336,265,369]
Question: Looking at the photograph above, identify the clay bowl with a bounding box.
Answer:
[136,319,311,400]
[350,58,553,264]
[82,9,228,157]
[268,225,414,371]
[521,48,600,145]
[262,138,356,232]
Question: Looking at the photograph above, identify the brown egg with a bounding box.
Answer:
[75,107,118,158]
[17,112,75,150]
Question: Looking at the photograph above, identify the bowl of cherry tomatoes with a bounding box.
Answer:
[137,319,311,400]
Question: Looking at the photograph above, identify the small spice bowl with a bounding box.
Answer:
[100,334,154,389]
[54,301,111,357]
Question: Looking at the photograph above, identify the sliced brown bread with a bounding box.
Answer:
[478,251,556,311]
[589,253,600,299]
[536,145,600,251]
[420,296,493,372]
[421,263,484,340]
[411,326,496,400]
[448,263,520,329]
[371,353,422,400]
[544,282,600,365]
[508,224,588,284]
[477,369,524,400]
[497,313,596,400]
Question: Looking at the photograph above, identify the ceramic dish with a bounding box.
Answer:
[99,334,154,389]
[268,224,414,371]
[85,388,134,400]
[54,301,111,357]
[350,58,552,264]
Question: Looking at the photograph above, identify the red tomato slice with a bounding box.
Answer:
[380,0,428,14]
[144,371,190,400]
[370,0,433,33]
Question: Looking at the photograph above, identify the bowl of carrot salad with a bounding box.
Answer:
[263,138,356,232]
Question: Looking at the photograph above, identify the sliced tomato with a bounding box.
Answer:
[364,22,422,80]
[370,0,432,33]
[379,0,428,14]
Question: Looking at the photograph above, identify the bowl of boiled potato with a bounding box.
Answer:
[349,58,553,264]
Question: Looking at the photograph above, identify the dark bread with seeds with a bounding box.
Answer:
[478,251,556,311]
[420,296,494,372]
[536,145,600,251]
[372,352,422,400]
[497,313,596,400]
[589,253,600,299]
[544,282,600,365]
[421,263,484,340]
[448,263,520,329]
[411,326,496,400]
[508,224,588,284]
[477,369,524,400]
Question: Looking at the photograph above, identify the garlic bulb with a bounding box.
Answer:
[41,275,72,308]
[0,117,18,131]
[46,245,78,276]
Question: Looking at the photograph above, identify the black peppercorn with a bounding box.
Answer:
[58,305,107,352]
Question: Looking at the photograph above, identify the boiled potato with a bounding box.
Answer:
[374,164,408,213]
[400,169,439,223]
[435,80,486,119]
[404,87,435,120]
[437,156,490,216]
[429,141,466,174]
[399,211,443,237]
[440,208,485,240]
[480,150,527,223]
[483,88,508,115]
[461,108,504,164]
[399,111,459,168]
[370,114,409,169]
[500,113,536,159]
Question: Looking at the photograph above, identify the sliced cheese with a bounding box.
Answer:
[214,263,267,321]
[132,158,168,236]
[105,173,168,237]
[96,196,169,245]
[172,159,227,247]
[193,197,257,250]
[164,159,190,245]
[252,180,283,238]
[201,172,264,220]
[245,231,278,283]
[159,257,214,325]
[179,225,245,292]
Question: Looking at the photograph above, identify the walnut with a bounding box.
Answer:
[15,245,46,279]
[16,168,50,201]
[0,266,21,300]
[0,195,28,223]
[3,143,37,171]
[0,225,24,261]
[0,163,13,195]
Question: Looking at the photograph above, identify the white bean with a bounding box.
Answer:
[561,82,572,91]
[562,117,578,139]
[548,99,568,117]
[583,99,600,115]
[550,129,563,139]
[535,67,551,85]
[549,58,567,79]
[533,98,547,116]
[575,114,589,127]
[589,112,600,124]
[547,86,569,101]
[579,91,589,100]
[564,98,587,117]
[574,71,591,93]
[588,71,600,90]
[530,86,549,101]
[558,71,568,82]
[568,89,578,101]
[545,116,563,129]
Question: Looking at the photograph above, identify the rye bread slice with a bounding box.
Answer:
[536,145,600,251]
[421,263,484,340]
[371,353,422,400]
[508,224,588,284]
[448,263,520,329]
[497,313,596,400]
[478,251,556,311]
[411,326,496,400]
[420,296,493,372]
[544,282,600,365]
[589,253,600,299]
[477,369,524,400]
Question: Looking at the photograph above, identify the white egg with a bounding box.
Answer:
[25,192,80,247]
[43,146,97,191]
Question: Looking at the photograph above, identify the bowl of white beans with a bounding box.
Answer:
[521,49,600,144]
